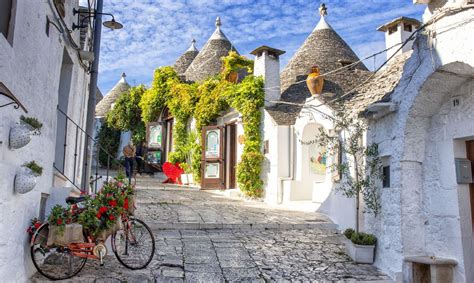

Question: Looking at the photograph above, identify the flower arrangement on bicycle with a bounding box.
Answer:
[29,178,154,281]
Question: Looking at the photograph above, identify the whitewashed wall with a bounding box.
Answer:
[0,0,90,281]
[366,5,474,281]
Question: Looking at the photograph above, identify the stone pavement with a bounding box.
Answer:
[31,177,392,282]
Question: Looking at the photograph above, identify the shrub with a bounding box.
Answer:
[20,115,43,130]
[343,228,355,240]
[347,231,377,246]
[24,161,43,176]
[97,122,121,167]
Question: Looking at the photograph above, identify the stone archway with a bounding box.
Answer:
[400,62,474,282]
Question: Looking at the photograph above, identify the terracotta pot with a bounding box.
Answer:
[226,71,239,83]
[14,168,37,194]
[306,66,324,96]
[9,124,32,149]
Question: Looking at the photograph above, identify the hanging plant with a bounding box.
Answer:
[14,161,43,194]
[9,116,43,149]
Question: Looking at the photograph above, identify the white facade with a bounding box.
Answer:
[0,1,93,281]
[365,2,474,281]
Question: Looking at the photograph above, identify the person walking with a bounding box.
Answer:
[136,141,145,175]
[123,141,136,184]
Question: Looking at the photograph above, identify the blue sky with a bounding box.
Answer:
[84,0,426,94]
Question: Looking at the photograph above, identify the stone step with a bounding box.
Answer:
[148,221,338,231]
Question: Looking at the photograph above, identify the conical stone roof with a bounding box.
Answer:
[268,5,371,125]
[174,39,199,75]
[184,17,236,82]
[95,73,131,117]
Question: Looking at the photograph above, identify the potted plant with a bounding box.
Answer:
[343,228,377,264]
[47,205,84,246]
[309,106,383,264]
[15,161,43,194]
[221,51,254,83]
[179,163,193,185]
[9,115,43,149]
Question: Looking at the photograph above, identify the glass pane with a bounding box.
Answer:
[205,130,220,158]
[205,163,219,179]
[148,125,162,148]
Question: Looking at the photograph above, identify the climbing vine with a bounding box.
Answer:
[106,85,146,143]
[138,52,265,197]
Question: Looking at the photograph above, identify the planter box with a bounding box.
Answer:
[344,238,375,264]
[47,223,84,247]
[181,174,189,185]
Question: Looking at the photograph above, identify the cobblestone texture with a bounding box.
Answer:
[31,177,392,282]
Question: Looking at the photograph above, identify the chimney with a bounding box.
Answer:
[377,17,421,60]
[250,46,286,107]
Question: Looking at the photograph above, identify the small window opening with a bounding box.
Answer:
[39,193,49,222]
[0,0,14,41]
[382,166,391,188]
[404,23,413,32]
[388,25,397,35]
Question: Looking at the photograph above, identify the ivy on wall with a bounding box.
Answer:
[138,52,265,197]
[106,85,147,143]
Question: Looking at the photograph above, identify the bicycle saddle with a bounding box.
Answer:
[65,196,87,205]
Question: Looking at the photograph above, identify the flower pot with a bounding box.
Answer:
[47,223,84,247]
[14,168,37,194]
[344,238,375,264]
[226,71,239,83]
[306,66,324,96]
[9,124,32,149]
[188,174,194,185]
[181,174,189,185]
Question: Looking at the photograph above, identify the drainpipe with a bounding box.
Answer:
[82,0,104,192]
[277,125,294,204]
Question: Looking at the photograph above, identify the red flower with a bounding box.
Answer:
[108,200,117,207]
[99,207,108,214]
[56,219,63,225]
[109,214,115,221]
[117,182,123,187]
[96,212,102,219]
[124,198,129,210]
[34,222,41,229]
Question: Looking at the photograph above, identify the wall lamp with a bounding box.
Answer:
[72,8,123,31]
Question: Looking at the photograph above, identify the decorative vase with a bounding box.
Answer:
[14,168,37,194]
[226,71,239,83]
[9,124,32,149]
[306,66,324,96]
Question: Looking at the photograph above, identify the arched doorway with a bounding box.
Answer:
[401,62,474,282]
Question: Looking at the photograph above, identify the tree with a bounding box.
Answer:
[311,106,382,233]
[106,85,147,144]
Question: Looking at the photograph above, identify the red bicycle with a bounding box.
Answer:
[30,196,155,280]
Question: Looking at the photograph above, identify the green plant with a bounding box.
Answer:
[343,228,355,239]
[309,105,383,232]
[48,205,70,233]
[107,85,147,144]
[222,51,254,79]
[97,122,121,167]
[20,115,43,130]
[23,161,43,176]
[349,232,377,246]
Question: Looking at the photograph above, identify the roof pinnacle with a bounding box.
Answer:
[187,39,199,52]
[216,17,222,28]
[319,3,328,17]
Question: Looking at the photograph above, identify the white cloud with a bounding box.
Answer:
[96,0,425,93]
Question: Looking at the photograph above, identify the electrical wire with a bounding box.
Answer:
[267,4,474,110]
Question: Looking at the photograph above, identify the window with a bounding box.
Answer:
[39,193,49,222]
[382,166,391,188]
[404,23,413,32]
[388,25,397,35]
[0,0,16,44]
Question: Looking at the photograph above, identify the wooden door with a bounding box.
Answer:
[201,126,225,189]
[225,124,237,189]
[467,140,474,234]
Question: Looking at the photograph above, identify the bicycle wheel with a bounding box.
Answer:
[30,223,87,280]
[112,218,155,269]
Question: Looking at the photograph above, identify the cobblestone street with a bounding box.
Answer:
[32,177,392,282]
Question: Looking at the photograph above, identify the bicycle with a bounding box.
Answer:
[30,195,155,280]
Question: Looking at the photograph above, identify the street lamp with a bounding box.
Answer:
[72,8,123,31]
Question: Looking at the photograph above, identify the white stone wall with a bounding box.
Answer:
[366,5,474,281]
[0,0,91,281]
